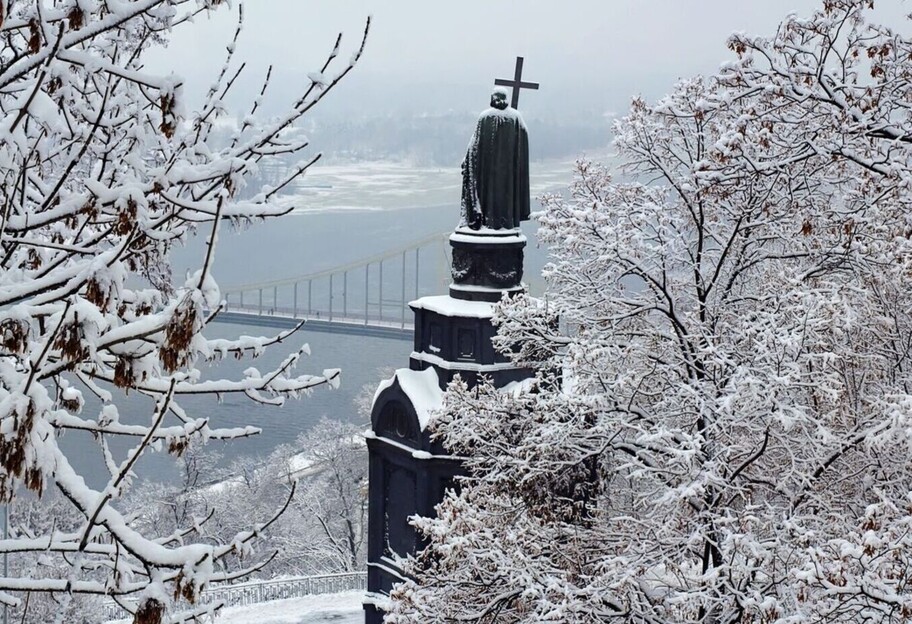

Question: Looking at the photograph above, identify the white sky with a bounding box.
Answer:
[147,1,910,119]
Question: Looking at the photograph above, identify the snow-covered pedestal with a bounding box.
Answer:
[363,368,461,607]
[364,223,533,623]
[409,295,531,389]
[449,227,526,302]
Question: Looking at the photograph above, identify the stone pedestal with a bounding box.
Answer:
[448,227,525,302]
[364,224,532,623]
[363,367,462,620]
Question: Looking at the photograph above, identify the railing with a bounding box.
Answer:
[103,571,366,621]
[220,232,452,331]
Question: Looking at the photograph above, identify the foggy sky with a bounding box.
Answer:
[148,1,910,120]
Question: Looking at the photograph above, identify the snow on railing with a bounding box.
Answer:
[103,571,367,621]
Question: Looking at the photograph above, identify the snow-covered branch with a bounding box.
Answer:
[0,1,367,621]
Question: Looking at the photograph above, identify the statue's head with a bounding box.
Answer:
[490,87,509,110]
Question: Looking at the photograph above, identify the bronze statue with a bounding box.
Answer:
[460,88,530,230]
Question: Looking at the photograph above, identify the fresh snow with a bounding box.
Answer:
[395,368,444,430]
[371,367,443,431]
[107,591,364,624]
[448,283,524,295]
[0,0,367,609]
[410,351,519,374]
[449,230,527,244]
[200,591,364,624]
[479,103,527,128]
[409,295,494,318]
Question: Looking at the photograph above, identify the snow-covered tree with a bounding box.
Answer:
[125,420,368,581]
[0,1,367,622]
[281,418,368,574]
[5,491,107,623]
[388,2,912,622]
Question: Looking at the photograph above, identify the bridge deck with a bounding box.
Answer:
[216,232,451,342]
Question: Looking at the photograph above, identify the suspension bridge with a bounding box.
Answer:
[214,232,453,341]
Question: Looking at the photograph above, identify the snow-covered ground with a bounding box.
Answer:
[107,591,364,624]
[214,591,363,624]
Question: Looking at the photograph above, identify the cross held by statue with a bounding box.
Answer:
[495,56,539,110]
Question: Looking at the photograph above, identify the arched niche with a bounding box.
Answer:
[371,381,422,448]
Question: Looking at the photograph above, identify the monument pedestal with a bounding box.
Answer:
[448,227,525,302]
[364,225,533,623]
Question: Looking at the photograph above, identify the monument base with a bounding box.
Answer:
[449,227,525,301]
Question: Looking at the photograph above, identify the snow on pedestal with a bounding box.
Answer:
[370,367,443,433]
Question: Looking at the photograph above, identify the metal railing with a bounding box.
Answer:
[221,232,452,331]
[103,571,366,621]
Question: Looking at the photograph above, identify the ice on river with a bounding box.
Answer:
[268,157,582,215]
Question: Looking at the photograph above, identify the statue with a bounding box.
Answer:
[460,87,530,231]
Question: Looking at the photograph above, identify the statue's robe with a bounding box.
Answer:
[460,106,530,230]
